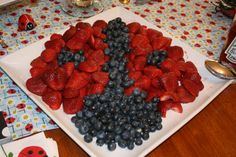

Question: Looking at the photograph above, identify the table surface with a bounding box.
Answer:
[0,0,236,156]
[45,83,236,157]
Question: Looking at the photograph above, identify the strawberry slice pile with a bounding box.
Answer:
[26,19,204,118]
[125,22,204,117]
[26,21,109,114]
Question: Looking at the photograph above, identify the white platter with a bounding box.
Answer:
[0,7,233,157]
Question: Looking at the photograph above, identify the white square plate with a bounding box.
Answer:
[0,7,232,157]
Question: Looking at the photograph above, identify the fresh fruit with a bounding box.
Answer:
[65,71,90,90]
[26,77,47,96]
[63,97,83,114]
[42,89,62,110]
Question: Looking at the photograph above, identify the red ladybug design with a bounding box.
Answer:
[18,146,48,157]
[25,123,33,131]
[18,14,36,31]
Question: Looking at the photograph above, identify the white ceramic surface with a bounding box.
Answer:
[0,7,233,157]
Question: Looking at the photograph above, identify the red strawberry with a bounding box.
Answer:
[62,88,80,98]
[134,56,146,71]
[63,97,84,114]
[93,20,107,29]
[87,83,105,95]
[45,38,65,51]
[91,71,109,85]
[66,36,84,50]
[146,87,159,102]
[138,25,148,35]
[124,86,137,95]
[184,71,201,82]
[26,77,47,96]
[65,71,90,89]
[185,61,198,72]
[160,58,175,72]
[131,34,149,48]
[159,101,183,117]
[93,38,108,50]
[167,46,184,61]
[92,26,103,38]
[62,62,75,77]
[159,91,179,102]
[181,79,200,97]
[126,61,135,72]
[73,27,93,43]
[30,67,46,78]
[47,59,59,70]
[42,67,67,91]
[128,71,142,81]
[88,49,105,65]
[50,33,62,40]
[176,86,195,103]
[133,44,153,56]
[143,66,163,79]
[42,89,62,110]
[41,48,58,62]
[160,72,178,92]
[62,25,77,41]
[151,36,172,50]
[151,78,161,88]
[76,22,91,30]
[127,22,141,34]
[78,60,98,73]
[30,56,47,68]
[134,75,151,91]
[147,28,163,42]
[79,86,88,98]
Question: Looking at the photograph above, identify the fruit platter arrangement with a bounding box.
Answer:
[26,14,204,151]
[0,7,231,157]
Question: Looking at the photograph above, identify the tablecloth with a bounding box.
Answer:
[0,0,232,140]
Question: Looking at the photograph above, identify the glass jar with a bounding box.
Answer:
[219,15,236,72]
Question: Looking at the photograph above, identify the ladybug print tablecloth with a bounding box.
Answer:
[0,0,233,140]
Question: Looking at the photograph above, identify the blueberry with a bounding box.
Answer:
[96,139,105,146]
[134,137,143,146]
[84,134,93,143]
[108,142,116,151]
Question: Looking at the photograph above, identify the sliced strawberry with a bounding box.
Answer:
[62,25,77,42]
[47,59,59,70]
[127,22,141,34]
[181,79,200,97]
[128,71,142,81]
[42,89,62,110]
[134,75,151,91]
[151,78,161,88]
[73,27,93,43]
[65,71,90,89]
[126,60,135,72]
[147,28,163,42]
[88,49,105,66]
[45,38,65,51]
[167,46,184,61]
[30,67,46,78]
[76,22,92,30]
[41,48,58,63]
[62,88,80,98]
[92,26,103,38]
[176,60,187,72]
[143,66,163,79]
[93,38,108,50]
[92,20,107,29]
[160,72,178,92]
[62,62,75,77]
[185,61,198,72]
[176,86,195,103]
[91,71,109,85]
[50,33,62,40]
[160,58,175,72]
[184,71,202,82]
[131,34,149,48]
[63,97,84,114]
[151,36,172,50]
[42,67,67,91]
[158,101,183,117]
[26,77,47,96]
[30,56,47,68]
[146,87,159,102]
[87,83,105,95]
[124,86,138,95]
[134,56,146,71]
[138,25,148,35]
[79,86,88,99]
[78,60,98,73]
[133,44,153,56]
[66,36,84,50]
[159,91,179,102]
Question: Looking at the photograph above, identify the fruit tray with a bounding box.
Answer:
[0,7,233,157]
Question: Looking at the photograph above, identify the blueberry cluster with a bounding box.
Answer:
[71,89,162,151]
[71,17,163,151]
[147,50,167,68]
[57,49,85,67]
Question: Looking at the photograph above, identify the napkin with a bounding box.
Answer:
[0,132,59,157]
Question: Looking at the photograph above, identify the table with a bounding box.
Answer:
[0,0,235,156]
[45,83,236,157]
